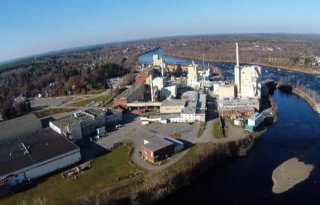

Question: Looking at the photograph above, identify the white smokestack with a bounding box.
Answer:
[161,66,164,77]
[150,74,154,102]
[236,42,240,67]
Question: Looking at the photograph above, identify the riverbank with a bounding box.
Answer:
[278,84,320,113]
[102,131,265,205]
[162,50,319,75]
[292,87,320,113]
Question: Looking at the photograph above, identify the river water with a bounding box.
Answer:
[139,50,320,205]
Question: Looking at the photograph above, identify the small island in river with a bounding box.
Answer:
[272,158,314,194]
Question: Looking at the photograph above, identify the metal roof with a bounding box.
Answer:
[50,113,91,128]
[143,136,173,152]
[0,114,42,142]
[0,128,79,177]
[161,99,186,107]
[248,112,263,121]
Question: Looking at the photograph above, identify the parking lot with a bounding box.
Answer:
[30,96,74,108]
[96,114,200,170]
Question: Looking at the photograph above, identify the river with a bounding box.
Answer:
[139,50,320,205]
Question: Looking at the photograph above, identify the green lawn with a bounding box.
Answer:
[213,120,222,139]
[70,94,114,107]
[1,144,145,205]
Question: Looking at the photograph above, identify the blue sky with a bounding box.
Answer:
[0,0,319,62]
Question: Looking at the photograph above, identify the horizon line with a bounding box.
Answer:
[1,32,320,65]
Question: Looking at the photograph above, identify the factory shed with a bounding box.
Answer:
[140,136,174,163]
[0,128,81,186]
[113,84,145,108]
[246,112,264,131]
[0,114,42,142]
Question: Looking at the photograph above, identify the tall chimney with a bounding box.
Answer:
[161,66,164,77]
[150,74,154,102]
[236,42,240,67]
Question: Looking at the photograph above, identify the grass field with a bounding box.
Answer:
[1,144,145,205]
[213,120,222,139]
[311,40,320,47]
[70,94,114,107]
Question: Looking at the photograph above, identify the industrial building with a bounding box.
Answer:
[0,128,81,187]
[113,84,145,108]
[152,77,177,100]
[246,112,264,131]
[152,54,166,75]
[187,61,199,87]
[216,43,262,117]
[218,98,260,111]
[217,83,236,100]
[142,93,206,123]
[140,136,174,163]
[160,99,186,114]
[164,137,184,153]
[219,107,255,117]
[234,42,262,99]
[49,108,122,140]
[0,114,42,142]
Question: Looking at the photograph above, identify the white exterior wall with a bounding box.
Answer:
[248,113,264,127]
[169,117,184,123]
[213,83,220,95]
[218,85,235,100]
[153,77,164,90]
[240,66,261,99]
[195,113,206,122]
[187,62,199,87]
[2,149,81,186]
[152,54,166,69]
[181,113,196,122]
[49,122,62,135]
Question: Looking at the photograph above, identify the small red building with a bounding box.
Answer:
[140,136,174,164]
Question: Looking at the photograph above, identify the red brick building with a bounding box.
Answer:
[218,107,255,117]
[140,136,174,164]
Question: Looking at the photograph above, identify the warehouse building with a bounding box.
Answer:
[140,136,174,164]
[217,97,260,117]
[0,114,42,142]
[49,108,122,141]
[0,128,81,187]
[113,84,145,108]
[219,107,255,117]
